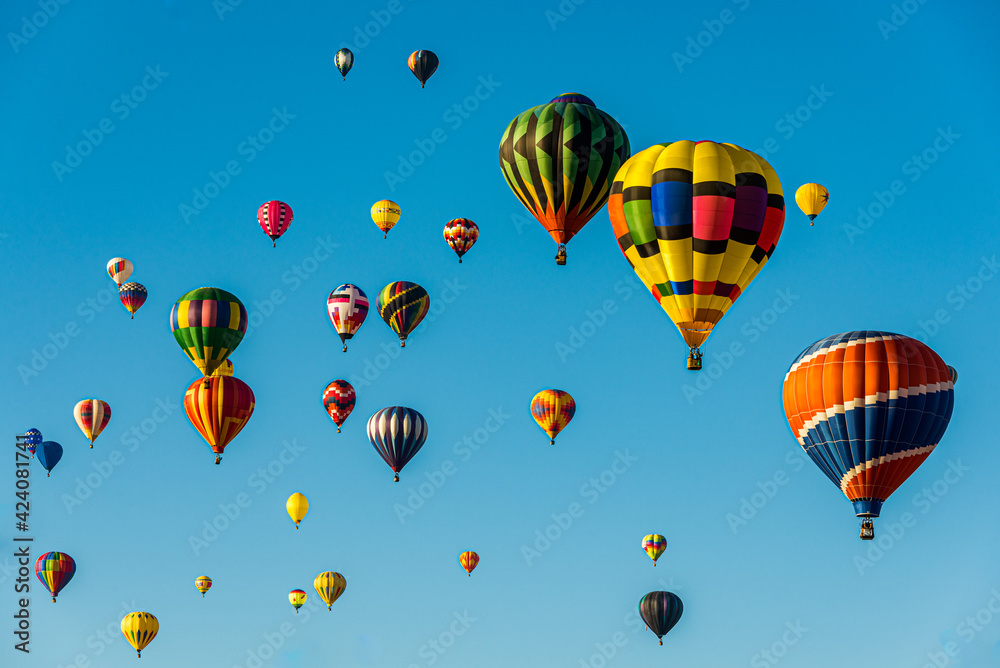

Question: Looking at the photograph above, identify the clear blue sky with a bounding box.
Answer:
[4,1,1000,666]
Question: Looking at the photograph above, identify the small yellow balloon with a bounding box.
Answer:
[194,575,213,597]
[286,492,309,529]
[210,359,234,377]
[289,589,307,612]
[371,200,401,238]
[795,183,829,225]
[121,611,158,658]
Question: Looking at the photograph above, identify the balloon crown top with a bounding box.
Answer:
[550,93,595,106]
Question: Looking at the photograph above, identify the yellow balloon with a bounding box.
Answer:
[314,571,346,610]
[210,359,234,377]
[286,492,309,529]
[289,589,307,612]
[120,611,158,658]
[795,183,829,225]
[371,200,401,238]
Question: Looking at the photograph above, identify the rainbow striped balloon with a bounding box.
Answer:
[35,551,76,602]
[170,287,248,377]
[530,389,576,445]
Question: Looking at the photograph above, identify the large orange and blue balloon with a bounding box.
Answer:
[24,428,42,457]
[367,407,428,482]
[408,50,438,88]
[35,551,76,602]
[376,281,429,347]
[782,331,955,539]
[74,399,111,448]
[327,284,369,352]
[639,591,683,646]
[642,534,666,566]
[323,380,356,433]
[608,140,785,370]
[171,287,248,377]
[258,200,293,247]
[443,218,479,263]
[184,375,255,464]
[335,48,353,81]
[118,282,147,319]
[499,93,630,265]
[530,389,575,445]
[36,441,62,476]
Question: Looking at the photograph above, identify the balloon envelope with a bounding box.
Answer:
[74,399,111,447]
[499,93,629,261]
[287,492,309,528]
[530,390,576,444]
[371,200,401,237]
[642,534,667,565]
[184,375,255,464]
[782,331,954,521]
[376,281,429,346]
[24,428,42,456]
[195,576,212,597]
[443,218,479,262]
[258,200,293,246]
[460,551,479,576]
[366,407,428,481]
[795,183,829,223]
[639,591,684,645]
[35,551,75,602]
[608,140,785,363]
[170,287,248,377]
[335,48,353,80]
[121,612,158,658]
[289,589,307,611]
[323,380,356,432]
[407,50,438,87]
[314,572,346,610]
[210,359,234,377]
[327,284,369,351]
[37,441,63,475]
[107,257,133,286]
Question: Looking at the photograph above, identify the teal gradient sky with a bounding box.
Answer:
[3,1,1000,666]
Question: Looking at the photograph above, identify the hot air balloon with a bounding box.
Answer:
[258,200,293,247]
[36,441,62,476]
[327,284,369,352]
[642,534,667,566]
[499,93,630,265]
[459,551,479,576]
[639,591,684,646]
[948,365,958,385]
[783,331,955,540]
[184,375,255,464]
[107,257,133,286]
[335,48,354,80]
[371,200,401,238]
[530,390,575,445]
[211,359,234,377]
[376,281,429,347]
[323,380,356,433]
[287,492,308,529]
[195,576,212,598]
[795,183,829,225]
[121,612,158,658]
[289,589,307,612]
[119,282,147,319]
[443,218,479,263]
[314,572,346,611]
[367,407,428,482]
[608,140,785,370]
[407,50,438,87]
[35,551,75,602]
[24,428,41,457]
[74,399,111,448]
[171,287,248,378]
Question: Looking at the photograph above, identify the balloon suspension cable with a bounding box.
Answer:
[215,454,221,465]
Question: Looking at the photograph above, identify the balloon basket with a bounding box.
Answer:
[686,350,703,371]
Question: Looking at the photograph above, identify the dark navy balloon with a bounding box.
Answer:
[366,407,428,482]
[639,591,683,646]
[25,428,42,457]
[37,441,63,477]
